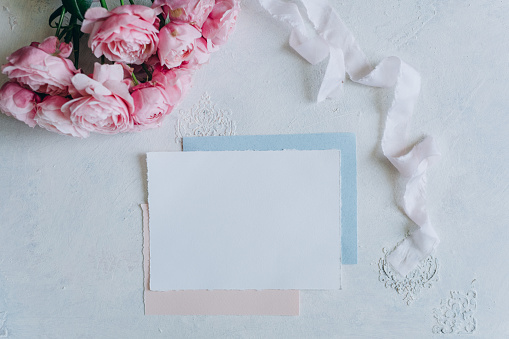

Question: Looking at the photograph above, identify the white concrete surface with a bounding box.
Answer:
[0,0,508,337]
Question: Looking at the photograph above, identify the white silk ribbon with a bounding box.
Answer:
[259,0,441,276]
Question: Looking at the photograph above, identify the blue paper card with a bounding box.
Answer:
[183,133,357,265]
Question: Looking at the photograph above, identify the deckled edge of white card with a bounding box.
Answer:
[146,150,341,291]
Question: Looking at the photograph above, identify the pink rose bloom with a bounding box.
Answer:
[35,96,88,138]
[62,63,134,135]
[1,36,78,96]
[0,82,41,127]
[152,0,215,28]
[179,38,211,71]
[152,65,193,106]
[82,5,160,65]
[202,0,240,49]
[131,82,173,130]
[158,22,202,68]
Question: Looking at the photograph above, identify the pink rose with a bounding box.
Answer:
[131,82,173,130]
[152,65,193,106]
[82,5,160,65]
[62,63,134,135]
[32,36,73,57]
[152,0,215,28]
[1,36,78,96]
[158,22,202,68]
[202,0,240,48]
[35,96,88,138]
[0,82,41,127]
[179,37,211,71]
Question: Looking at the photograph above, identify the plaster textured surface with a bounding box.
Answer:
[0,0,508,337]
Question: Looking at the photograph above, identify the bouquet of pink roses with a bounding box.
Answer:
[0,0,240,137]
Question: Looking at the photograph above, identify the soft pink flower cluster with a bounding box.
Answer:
[0,1,240,137]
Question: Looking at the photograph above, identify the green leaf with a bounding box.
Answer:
[49,5,64,28]
[61,0,93,21]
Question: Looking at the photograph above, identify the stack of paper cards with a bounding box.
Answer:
[143,133,357,315]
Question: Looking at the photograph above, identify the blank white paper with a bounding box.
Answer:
[147,150,341,291]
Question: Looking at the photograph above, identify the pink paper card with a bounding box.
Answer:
[141,205,300,315]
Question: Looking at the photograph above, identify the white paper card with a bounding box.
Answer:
[147,150,341,291]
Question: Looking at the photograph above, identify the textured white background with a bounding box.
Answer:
[0,0,508,337]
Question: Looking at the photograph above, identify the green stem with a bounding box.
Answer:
[120,0,124,5]
[55,6,66,37]
[72,25,80,69]
[129,0,135,4]
[131,72,139,86]
[101,55,105,64]
[100,0,108,10]
[141,64,152,81]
